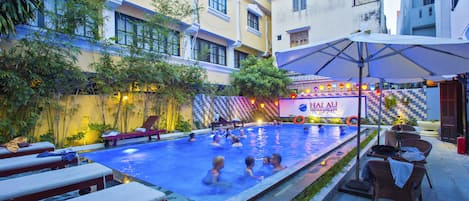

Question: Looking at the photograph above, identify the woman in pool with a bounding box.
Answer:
[202,156,225,185]
[271,153,286,173]
[188,133,196,142]
[244,156,263,180]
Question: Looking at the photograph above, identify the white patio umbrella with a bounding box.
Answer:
[276,31,469,190]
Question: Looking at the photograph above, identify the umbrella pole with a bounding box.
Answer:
[355,62,363,181]
[377,79,384,145]
[341,44,370,195]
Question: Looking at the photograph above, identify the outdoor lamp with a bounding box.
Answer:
[305,88,311,93]
[123,96,129,101]
[319,85,325,90]
[274,99,279,106]
[376,88,381,96]
[290,93,297,99]
[260,103,265,108]
[370,84,376,91]
[332,83,337,88]
[327,84,332,89]
[345,83,351,89]
[339,83,344,89]
[250,98,255,104]
[314,86,319,92]
[361,84,368,90]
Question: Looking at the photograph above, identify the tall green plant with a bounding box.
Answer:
[0,32,83,144]
[231,55,292,100]
[0,0,42,36]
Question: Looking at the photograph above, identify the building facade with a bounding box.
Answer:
[20,0,272,85]
[271,0,382,53]
[450,0,469,40]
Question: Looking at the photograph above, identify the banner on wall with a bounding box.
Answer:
[279,96,367,118]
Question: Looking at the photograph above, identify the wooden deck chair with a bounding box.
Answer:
[67,182,166,201]
[103,116,166,147]
[0,163,113,201]
[368,160,426,201]
[0,153,78,177]
[0,142,55,159]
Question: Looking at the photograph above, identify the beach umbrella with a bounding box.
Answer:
[275,31,469,190]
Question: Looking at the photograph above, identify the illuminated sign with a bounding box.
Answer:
[279,96,367,118]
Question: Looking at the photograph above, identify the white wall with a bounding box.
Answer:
[435,0,451,38]
[450,0,469,39]
[271,0,381,52]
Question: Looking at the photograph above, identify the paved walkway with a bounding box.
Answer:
[330,136,469,201]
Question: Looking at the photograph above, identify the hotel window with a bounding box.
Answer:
[209,0,227,14]
[41,0,97,38]
[116,13,180,56]
[247,11,259,31]
[193,38,226,66]
[424,0,434,5]
[293,0,306,12]
[290,30,309,47]
[234,50,248,68]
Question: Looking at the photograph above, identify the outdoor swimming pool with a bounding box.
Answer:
[82,124,356,200]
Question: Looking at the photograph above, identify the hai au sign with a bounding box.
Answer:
[278,96,367,118]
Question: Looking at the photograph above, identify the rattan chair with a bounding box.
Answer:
[368,160,426,201]
[392,124,417,132]
[401,139,433,188]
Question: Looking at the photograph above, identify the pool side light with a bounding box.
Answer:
[257,119,263,124]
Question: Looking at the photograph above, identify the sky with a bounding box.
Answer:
[383,0,401,34]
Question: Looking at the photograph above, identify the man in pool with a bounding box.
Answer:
[211,134,221,147]
[244,156,263,180]
[202,156,225,185]
[271,153,286,173]
[257,156,273,177]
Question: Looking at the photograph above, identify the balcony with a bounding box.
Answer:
[409,4,435,29]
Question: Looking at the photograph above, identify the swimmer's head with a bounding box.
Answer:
[245,156,255,167]
[213,156,225,169]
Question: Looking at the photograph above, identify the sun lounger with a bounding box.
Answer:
[0,152,78,177]
[0,142,55,159]
[0,163,113,201]
[67,182,166,201]
[211,116,244,130]
[103,116,166,147]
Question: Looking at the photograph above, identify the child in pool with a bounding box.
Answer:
[258,156,273,177]
[202,156,225,185]
[244,156,264,180]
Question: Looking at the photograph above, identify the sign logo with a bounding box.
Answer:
[299,104,307,112]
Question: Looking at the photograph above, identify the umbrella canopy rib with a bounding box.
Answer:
[315,41,356,75]
[278,38,350,67]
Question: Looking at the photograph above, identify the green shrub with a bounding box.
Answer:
[175,115,191,133]
[65,131,86,147]
[39,131,55,144]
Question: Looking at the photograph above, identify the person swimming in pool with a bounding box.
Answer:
[239,129,247,138]
[211,134,221,147]
[244,156,263,180]
[188,133,196,142]
[231,136,243,147]
[258,156,273,177]
[202,156,225,185]
[272,153,286,173]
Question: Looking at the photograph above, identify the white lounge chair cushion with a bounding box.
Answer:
[0,142,54,155]
[0,154,62,172]
[0,163,112,200]
[68,182,166,201]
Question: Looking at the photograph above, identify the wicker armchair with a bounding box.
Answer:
[392,124,417,132]
[368,160,426,201]
[400,139,433,188]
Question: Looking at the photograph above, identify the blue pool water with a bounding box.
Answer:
[82,124,356,200]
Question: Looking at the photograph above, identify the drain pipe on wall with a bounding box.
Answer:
[233,0,242,47]
[262,16,270,57]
